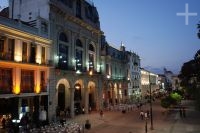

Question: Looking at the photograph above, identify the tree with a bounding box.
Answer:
[179,49,200,110]
[161,92,182,109]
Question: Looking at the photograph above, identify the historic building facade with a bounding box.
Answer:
[9,0,103,120]
[126,50,141,102]
[0,15,51,123]
[101,39,129,107]
[140,68,159,98]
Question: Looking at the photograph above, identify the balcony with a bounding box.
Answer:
[40,84,47,92]
[0,52,14,61]
[0,87,12,94]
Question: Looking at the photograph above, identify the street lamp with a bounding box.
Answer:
[149,72,154,130]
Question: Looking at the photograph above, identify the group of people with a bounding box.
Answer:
[140,110,150,120]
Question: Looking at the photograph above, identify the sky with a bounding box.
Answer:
[92,0,200,74]
[0,0,200,74]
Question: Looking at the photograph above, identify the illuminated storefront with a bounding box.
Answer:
[0,16,51,127]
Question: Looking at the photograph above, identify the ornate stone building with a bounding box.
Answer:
[9,0,103,120]
[101,38,129,107]
[126,50,141,102]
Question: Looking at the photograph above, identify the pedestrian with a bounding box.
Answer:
[179,107,182,118]
[100,110,103,118]
[144,112,148,119]
[147,110,150,118]
[140,110,144,120]
[1,117,6,129]
[89,106,92,114]
[182,107,186,118]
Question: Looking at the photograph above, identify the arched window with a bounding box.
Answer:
[76,39,82,47]
[59,32,68,42]
[88,44,95,72]
[89,44,95,52]
[76,39,83,71]
[58,32,69,69]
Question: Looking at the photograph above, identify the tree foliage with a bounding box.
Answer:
[161,92,182,109]
[179,49,200,99]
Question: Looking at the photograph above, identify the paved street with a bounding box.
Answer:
[69,100,200,133]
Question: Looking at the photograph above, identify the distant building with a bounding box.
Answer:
[140,68,159,97]
[164,68,173,91]
[126,50,141,101]
[101,39,129,106]
[172,75,181,90]
[158,74,166,90]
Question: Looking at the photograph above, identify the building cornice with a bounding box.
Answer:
[0,24,52,46]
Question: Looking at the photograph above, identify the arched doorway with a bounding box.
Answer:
[58,84,65,111]
[88,81,95,110]
[74,83,82,115]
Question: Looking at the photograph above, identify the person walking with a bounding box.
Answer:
[179,107,182,118]
[140,110,144,120]
[100,110,103,118]
[182,107,186,118]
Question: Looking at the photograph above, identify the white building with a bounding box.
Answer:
[126,50,141,101]
[140,68,159,98]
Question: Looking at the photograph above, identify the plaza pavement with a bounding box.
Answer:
[68,100,200,133]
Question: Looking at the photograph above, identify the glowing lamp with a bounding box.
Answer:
[13,85,20,95]
[89,70,93,76]
[35,85,41,94]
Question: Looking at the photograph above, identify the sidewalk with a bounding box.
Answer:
[69,100,200,133]
[149,100,200,133]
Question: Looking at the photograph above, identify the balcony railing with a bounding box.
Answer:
[0,52,14,61]
[0,87,12,94]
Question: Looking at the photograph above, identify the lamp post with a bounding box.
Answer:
[149,72,154,130]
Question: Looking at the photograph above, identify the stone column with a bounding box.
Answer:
[117,88,120,104]
[84,88,89,114]
[112,87,115,105]
[70,88,75,118]
[98,78,103,110]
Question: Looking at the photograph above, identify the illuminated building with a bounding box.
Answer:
[0,15,51,122]
[126,50,141,102]
[140,68,159,98]
[9,0,103,119]
[101,38,129,106]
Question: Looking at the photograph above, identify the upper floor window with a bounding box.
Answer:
[41,47,46,64]
[21,70,34,93]
[58,32,69,69]
[7,39,15,60]
[89,53,94,71]
[76,0,82,18]
[0,38,4,52]
[76,39,82,47]
[88,44,95,71]
[76,39,83,71]
[0,68,12,94]
[40,71,46,92]
[59,32,68,42]
[30,43,36,63]
[22,42,28,62]
[89,44,95,52]
[0,38,4,59]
